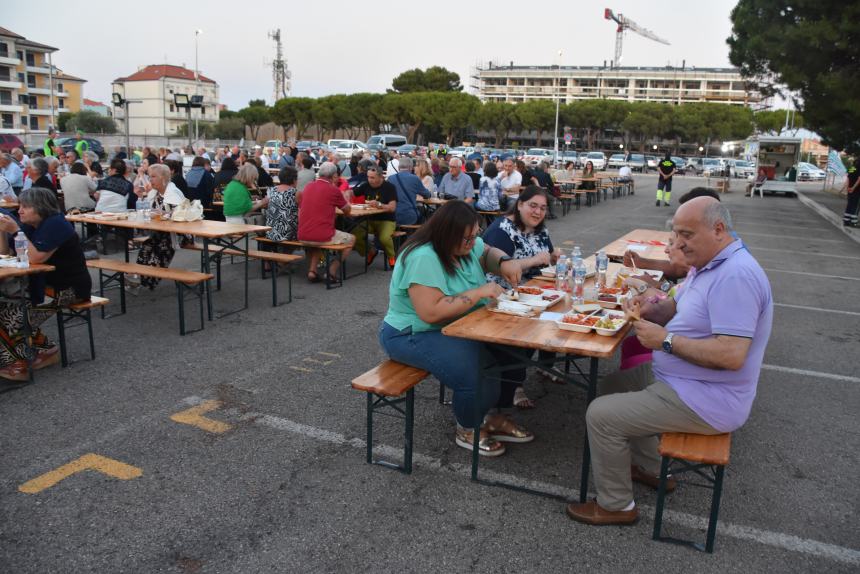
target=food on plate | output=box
[599,286,623,295]
[507,289,519,301]
[542,293,560,302]
[595,316,625,330]
[598,293,618,303]
[517,286,543,296]
[561,314,599,326]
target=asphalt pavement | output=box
[1,173,858,573]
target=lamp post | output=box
[194,29,203,143]
[553,49,563,168]
[174,93,203,147]
[112,92,142,157]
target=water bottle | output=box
[596,249,609,288]
[572,245,582,261]
[136,198,147,220]
[572,257,587,304]
[555,253,569,292]
[142,199,152,222]
[14,231,28,268]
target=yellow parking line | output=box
[19,453,142,494]
[170,400,233,434]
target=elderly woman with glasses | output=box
[135,163,187,290]
[0,187,91,380]
[482,186,560,408]
[379,200,535,458]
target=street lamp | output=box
[174,93,202,147]
[619,144,624,149]
[112,92,141,157]
[553,49,563,168]
[194,29,203,142]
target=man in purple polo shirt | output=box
[567,196,773,525]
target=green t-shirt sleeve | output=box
[395,246,450,292]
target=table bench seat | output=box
[254,237,349,290]
[56,295,109,367]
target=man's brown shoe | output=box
[631,465,676,492]
[565,500,638,525]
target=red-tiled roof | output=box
[83,98,107,107]
[114,64,216,85]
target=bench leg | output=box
[271,264,278,307]
[652,455,672,542]
[56,310,69,368]
[86,309,95,360]
[365,392,373,465]
[177,282,186,336]
[403,388,414,474]
[705,465,726,553]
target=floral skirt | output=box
[136,232,176,289]
[0,286,78,368]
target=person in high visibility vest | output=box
[74,130,89,159]
[656,152,676,207]
[43,128,57,157]
[844,164,860,227]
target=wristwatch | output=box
[659,280,672,293]
[662,332,675,354]
[498,255,513,265]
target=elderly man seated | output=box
[566,197,773,525]
[437,157,474,203]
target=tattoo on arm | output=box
[443,295,473,305]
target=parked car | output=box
[366,134,408,152]
[645,155,658,171]
[685,157,706,175]
[671,157,687,173]
[584,151,606,170]
[607,153,627,169]
[726,159,756,178]
[0,134,25,153]
[263,139,286,158]
[559,150,579,166]
[334,140,367,158]
[523,148,556,166]
[448,146,476,159]
[56,137,105,159]
[702,157,726,177]
[797,162,826,181]
[296,140,324,152]
[395,144,417,156]
[627,153,646,172]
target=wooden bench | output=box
[55,295,109,367]
[558,192,583,215]
[86,259,213,335]
[254,236,351,290]
[182,243,302,306]
[653,432,733,553]
[351,360,431,474]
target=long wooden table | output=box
[442,275,630,502]
[66,214,270,319]
[601,229,672,262]
[0,263,56,385]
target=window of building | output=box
[1,113,13,129]
[25,53,35,66]
[17,72,24,84]
[29,116,38,130]
[27,95,37,107]
[0,42,8,58]
[16,50,23,61]
[0,90,10,105]
[26,74,36,88]
[0,66,9,81]
[58,98,64,108]
[18,94,28,105]
[57,82,63,92]
[170,104,175,112]
[21,115,28,127]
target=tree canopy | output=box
[728,0,860,153]
[65,110,117,134]
[391,66,462,93]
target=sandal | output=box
[307,271,321,283]
[455,426,506,457]
[484,416,534,443]
[513,386,536,409]
[0,362,29,382]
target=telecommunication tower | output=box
[268,29,291,102]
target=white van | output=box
[366,134,408,151]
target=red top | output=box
[298,180,347,242]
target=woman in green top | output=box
[223,163,269,224]
[380,201,535,457]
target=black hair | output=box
[483,161,498,179]
[678,187,721,204]
[220,157,237,172]
[278,166,298,185]
[192,156,206,168]
[109,158,127,176]
[508,186,549,232]
[400,201,480,275]
[70,162,87,176]
[301,157,314,170]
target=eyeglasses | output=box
[525,202,547,212]
[462,233,479,244]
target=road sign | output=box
[564,133,573,144]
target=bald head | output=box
[672,196,734,268]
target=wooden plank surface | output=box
[351,360,429,397]
[86,259,213,283]
[659,432,732,466]
[0,263,55,279]
[601,229,672,262]
[66,214,270,238]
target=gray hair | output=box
[31,157,48,176]
[397,157,413,171]
[148,163,171,182]
[318,161,339,179]
[19,187,61,219]
[703,201,733,231]
[448,157,462,168]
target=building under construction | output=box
[470,62,762,108]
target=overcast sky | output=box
[6,0,741,110]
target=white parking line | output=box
[196,399,860,567]
[763,268,860,281]
[761,364,860,384]
[774,303,860,317]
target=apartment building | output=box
[0,27,85,134]
[471,63,761,107]
[111,64,219,137]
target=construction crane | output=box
[267,29,291,103]
[604,8,670,68]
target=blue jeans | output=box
[379,321,511,428]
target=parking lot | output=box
[0,174,858,573]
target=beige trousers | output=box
[585,362,720,510]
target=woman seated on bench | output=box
[136,164,187,290]
[379,201,535,457]
[222,163,269,225]
[0,187,91,381]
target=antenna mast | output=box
[268,29,291,102]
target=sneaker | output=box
[655,200,661,206]
[663,202,671,207]
[387,257,396,269]
[366,249,378,266]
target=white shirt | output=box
[498,170,522,191]
[258,155,270,169]
[619,166,632,179]
[0,175,14,200]
[386,158,400,179]
[146,181,186,208]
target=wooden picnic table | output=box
[442,272,630,502]
[601,229,672,262]
[66,214,270,318]
[0,263,56,384]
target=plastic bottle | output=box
[572,256,587,304]
[14,231,28,268]
[596,249,609,288]
[136,198,147,221]
[555,253,569,292]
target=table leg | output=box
[578,356,599,503]
[20,277,33,384]
[243,234,249,310]
[202,238,213,321]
